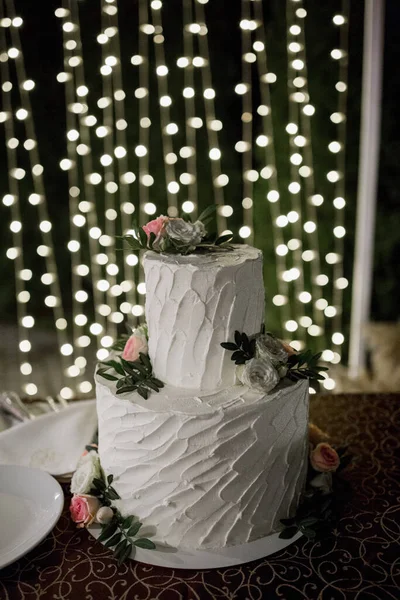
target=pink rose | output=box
[122,330,148,362]
[142,215,168,241]
[310,442,340,473]
[281,341,296,356]
[70,494,101,528]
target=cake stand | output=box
[88,526,302,569]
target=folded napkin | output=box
[0,400,97,476]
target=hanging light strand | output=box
[194,0,227,233]
[150,3,179,216]
[0,22,38,396]
[290,0,327,341]
[181,0,198,218]
[5,0,73,396]
[67,0,108,355]
[330,0,350,361]
[252,0,290,334]
[107,6,137,321]
[240,0,254,244]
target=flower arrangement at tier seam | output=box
[122,205,234,255]
[221,329,328,394]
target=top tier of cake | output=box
[143,244,265,391]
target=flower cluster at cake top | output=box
[96,325,163,399]
[70,445,155,564]
[122,205,234,255]
[279,423,352,541]
[221,329,328,394]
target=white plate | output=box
[0,464,64,569]
[89,525,302,569]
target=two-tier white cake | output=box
[96,245,309,550]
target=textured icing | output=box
[143,245,265,391]
[96,376,309,550]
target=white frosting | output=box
[96,376,309,550]
[143,245,264,391]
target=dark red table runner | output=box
[1,393,400,600]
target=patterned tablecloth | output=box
[1,393,400,600]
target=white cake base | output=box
[88,525,302,569]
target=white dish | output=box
[0,464,64,569]
[89,525,302,569]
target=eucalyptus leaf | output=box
[116,386,138,395]
[98,520,119,543]
[98,372,119,382]
[139,227,148,247]
[139,353,152,371]
[197,204,216,223]
[114,538,129,560]
[137,387,149,400]
[215,233,233,246]
[122,515,134,529]
[93,477,106,490]
[234,331,242,347]
[152,378,164,388]
[101,360,125,376]
[104,532,123,548]
[145,379,160,392]
[108,486,121,500]
[127,521,142,537]
[118,543,133,565]
[220,342,238,351]
[133,538,156,549]
[148,231,156,249]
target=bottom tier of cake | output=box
[95,377,309,550]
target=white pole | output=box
[348,0,385,378]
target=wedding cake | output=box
[95,236,310,550]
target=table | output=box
[1,393,400,600]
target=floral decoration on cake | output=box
[122,205,234,255]
[221,328,328,393]
[279,423,352,540]
[96,324,163,398]
[69,445,155,564]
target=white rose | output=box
[237,358,280,393]
[71,451,102,495]
[255,334,289,367]
[309,472,333,495]
[165,218,206,246]
[96,506,114,524]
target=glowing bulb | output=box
[288,182,300,194]
[273,295,287,306]
[203,88,215,99]
[114,146,127,158]
[177,57,189,68]
[256,135,269,147]
[16,108,28,120]
[304,221,316,233]
[215,174,229,187]
[294,135,306,147]
[299,292,312,303]
[303,104,315,116]
[135,145,147,157]
[267,190,279,203]
[96,126,110,138]
[285,320,298,332]
[235,83,248,95]
[189,117,203,128]
[334,226,346,238]
[209,148,221,160]
[333,15,346,26]
[239,226,251,239]
[156,65,168,76]
[286,123,298,134]
[333,197,346,209]
[332,332,344,345]
[165,123,178,135]
[168,181,180,194]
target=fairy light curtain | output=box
[0,0,350,398]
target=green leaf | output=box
[118,542,133,565]
[101,360,125,376]
[93,477,106,490]
[145,379,160,392]
[104,531,123,548]
[152,378,164,388]
[123,236,142,251]
[278,526,299,540]
[139,227,148,247]
[98,372,119,382]
[122,515,134,530]
[301,527,317,539]
[197,204,216,223]
[137,387,149,400]
[139,353,152,371]
[114,538,129,560]
[133,538,156,549]
[116,377,129,389]
[107,474,114,485]
[98,519,119,542]
[234,331,242,347]
[148,231,156,249]
[107,486,121,500]
[220,342,238,351]
[215,233,233,246]
[116,386,138,395]
[231,350,245,361]
[299,516,320,527]
[280,517,296,526]
[127,521,142,537]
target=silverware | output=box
[0,391,35,422]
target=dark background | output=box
[0,0,399,363]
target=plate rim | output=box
[0,464,64,570]
[88,524,302,570]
